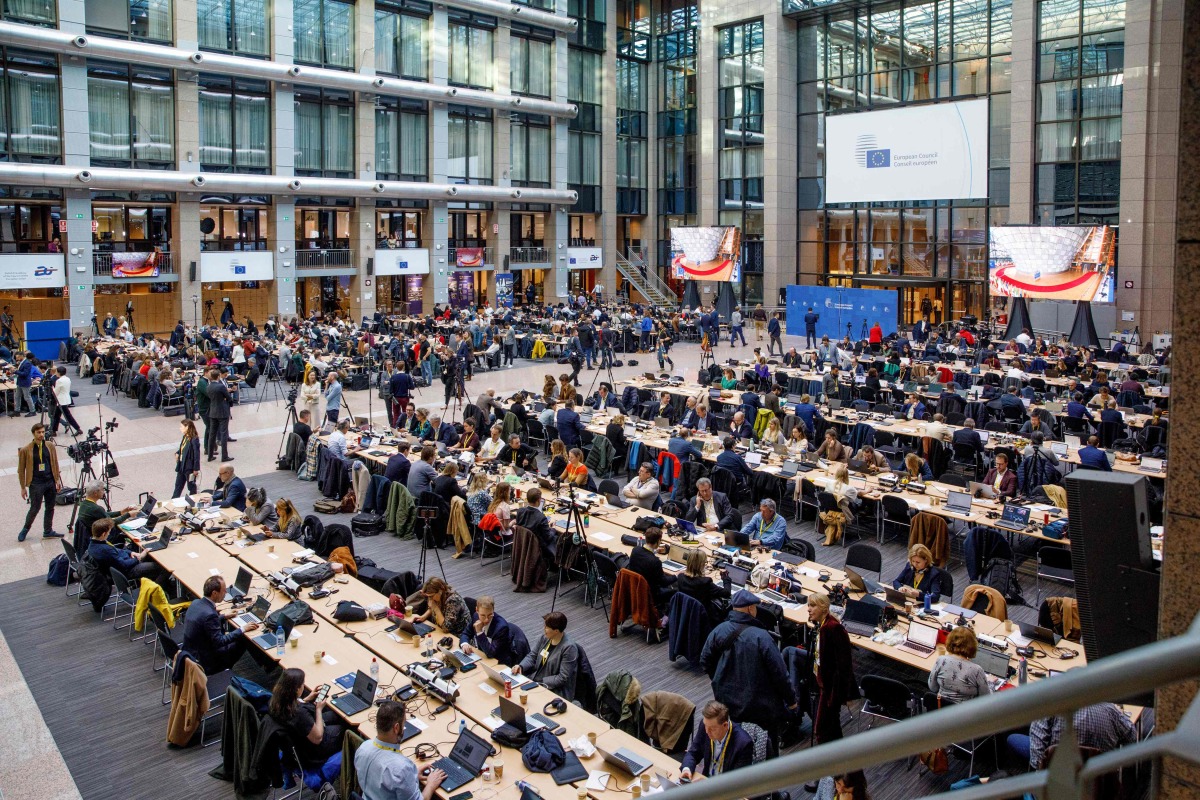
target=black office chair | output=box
[845,543,883,582]
[938,570,955,603]
[598,478,621,497]
[1036,545,1074,602]
[796,477,819,523]
[860,676,917,729]
[880,494,913,544]
[588,550,622,608]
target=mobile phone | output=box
[315,684,330,703]
[449,792,474,800]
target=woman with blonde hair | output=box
[274,498,303,540]
[300,369,321,422]
[487,483,514,532]
[761,417,785,446]
[466,472,492,524]
[892,543,947,601]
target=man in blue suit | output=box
[212,464,247,511]
[1077,435,1112,471]
[556,398,585,448]
[792,394,822,438]
[715,436,753,493]
[731,411,754,441]
[459,596,521,667]
[182,575,255,675]
[1066,391,1089,420]
[678,397,700,429]
[424,414,460,448]
[902,393,927,421]
[668,428,703,463]
[681,700,755,780]
[804,307,819,349]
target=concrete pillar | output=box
[429,7,450,308]
[64,191,95,333]
[1006,0,1036,224]
[175,0,198,49]
[488,20,512,305]
[59,0,91,330]
[1156,1,1200,797]
[177,201,203,327]
[550,26,570,303]
[175,77,203,318]
[761,13,796,308]
[352,5,378,321]
[598,0,618,299]
[271,0,296,318]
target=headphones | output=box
[543,698,568,716]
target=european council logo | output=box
[866,149,891,168]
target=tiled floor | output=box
[0,328,774,800]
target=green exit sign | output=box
[75,213,84,219]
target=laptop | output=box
[654,416,671,428]
[745,451,762,468]
[644,372,657,381]
[431,728,494,792]
[605,492,630,509]
[896,621,940,657]
[668,543,696,564]
[595,744,653,777]
[139,525,172,552]
[977,430,991,445]
[840,599,882,638]
[779,459,800,478]
[973,647,1012,688]
[138,495,157,518]
[844,565,884,595]
[225,567,254,601]
[331,670,378,716]
[393,618,435,637]
[994,504,1031,532]
[1019,621,1062,645]
[232,595,270,629]
[675,519,699,538]
[944,490,973,515]
[493,695,557,735]
[787,393,805,405]
[480,661,536,691]
[709,388,723,400]
[1051,442,1069,457]
[723,564,751,591]
[968,481,997,500]
[827,398,842,410]
[251,613,295,649]
[1043,401,1064,414]
[1139,456,1164,472]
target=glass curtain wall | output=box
[510,113,551,186]
[447,105,493,184]
[0,49,60,161]
[375,97,428,181]
[294,0,355,68]
[796,0,1013,324]
[568,46,603,212]
[294,87,354,176]
[655,0,698,268]
[719,20,765,305]
[616,56,647,216]
[4,0,56,24]
[448,12,496,89]
[375,0,429,79]
[511,27,553,98]
[87,62,175,167]
[197,0,268,55]
[198,75,270,172]
[1035,0,1124,225]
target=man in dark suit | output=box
[803,307,820,349]
[1065,391,1089,420]
[1077,435,1113,471]
[652,391,676,423]
[681,700,755,780]
[384,446,412,485]
[205,367,234,462]
[424,414,460,448]
[169,319,185,348]
[182,575,255,675]
[731,411,754,441]
[912,315,931,343]
[292,408,313,449]
[556,398,585,448]
[678,397,700,429]
[498,434,538,471]
[591,384,623,414]
[627,527,676,609]
[999,386,1026,413]
[715,436,753,491]
[951,418,985,456]
[212,464,247,511]
[513,487,555,557]
[685,478,737,532]
[459,596,520,667]
[668,428,703,463]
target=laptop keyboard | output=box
[843,621,877,638]
[432,757,473,788]
[530,712,558,729]
[898,641,935,657]
[332,693,370,716]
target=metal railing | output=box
[92,250,175,277]
[295,248,353,270]
[510,246,550,265]
[616,247,678,307]
[661,613,1200,800]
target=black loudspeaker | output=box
[366,257,373,276]
[189,261,197,282]
[1065,471,1159,665]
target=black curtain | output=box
[683,280,700,309]
[1068,301,1101,348]
[1003,297,1032,341]
[715,282,736,321]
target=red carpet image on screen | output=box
[990,265,1102,301]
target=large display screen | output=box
[825,98,989,203]
[988,225,1116,304]
[670,227,741,282]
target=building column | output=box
[1006,0,1036,224]
[1156,0,1199,795]
[761,13,797,307]
[550,27,570,303]
[176,202,203,327]
[175,72,203,322]
[598,0,618,298]
[347,0,377,320]
[429,7,450,308]
[60,0,92,331]
[64,191,95,333]
[271,0,297,318]
[695,16,718,229]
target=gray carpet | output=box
[0,464,1084,800]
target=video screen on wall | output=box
[670,227,742,281]
[824,98,989,204]
[988,225,1117,304]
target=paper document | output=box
[587,772,612,791]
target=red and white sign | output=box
[58,219,67,233]
[92,220,99,233]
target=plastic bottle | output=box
[923,592,932,614]
[1018,656,1028,685]
[275,623,285,657]
[516,781,542,798]
[584,513,590,527]
[370,657,379,681]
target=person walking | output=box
[173,418,202,498]
[205,367,234,462]
[752,304,767,341]
[730,306,747,347]
[768,312,784,356]
[49,365,82,438]
[18,422,63,541]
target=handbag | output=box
[918,697,950,774]
[333,600,367,622]
[264,599,314,629]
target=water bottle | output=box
[370,657,379,682]
[923,593,932,614]
[1018,656,1028,685]
[516,781,542,799]
[275,623,285,657]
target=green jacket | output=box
[584,434,614,479]
[385,480,416,539]
[195,376,210,416]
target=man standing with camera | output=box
[18,422,63,541]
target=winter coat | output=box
[699,610,796,729]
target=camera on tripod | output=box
[416,506,438,520]
[67,433,109,464]
[286,387,299,407]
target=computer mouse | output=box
[421,767,432,777]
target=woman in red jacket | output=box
[807,593,857,744]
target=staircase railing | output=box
[659,612,1200,800]
[616,249,678,306]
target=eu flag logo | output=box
[866,149,891,168]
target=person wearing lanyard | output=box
[355,700,446,800]
[512,611,582,701]
[18,422,63,542]
[680,701,754,780]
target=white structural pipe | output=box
[0,163,579,205]
[436,0,577,33]
[0,22,578,119]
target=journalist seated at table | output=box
[684,477,737,532]
[620,462,661,509]
[892,543,947,602]
[181,575,256,675]
[668,428,703,464]
[715,436,754,489]
[75,480,138,549]
[424,414,460,448]
[512,611,581,701]
[591,383,623,413]
[680,701,755,780]
[211,464,247,511]
[245,487,279,528]
[738,499,788,550]
[1076,435,1113,471]
[459,596,520,666]
[852,444,890,473]
[982,452,1019,499]
[269,667,346,772]
[355,700,446,800]
[731,411,754,441]
[498,434,538,471]
[87,518,167,585]
[627,526,676,610]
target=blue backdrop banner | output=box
[784,286,900,341]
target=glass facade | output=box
[616,57,647,215]
[294,86,354,175]
[511,27,553,98]
[198,0,269,55]
[568,45,602,212]
[198,76,270,172]
[447,105,493,184]
[510,113,551,186]
[294,0,355,68]
[0,48,59,161]
[375,0,430,79]
[448,12,496,90]
[375,97,427,181]
[86,0,172,42]
[796,0,1014,324]
[719,19,764,305]
[1035,0,1124,225]
[655,0,698,265]
[87,62,174,167]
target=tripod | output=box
[550,481,608,620]
[414,506,446,584]
[256,355,286,404]
[584,352,618,406]
[276,401,300,460]
[443,357,466,424]
[203,301,218,327]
